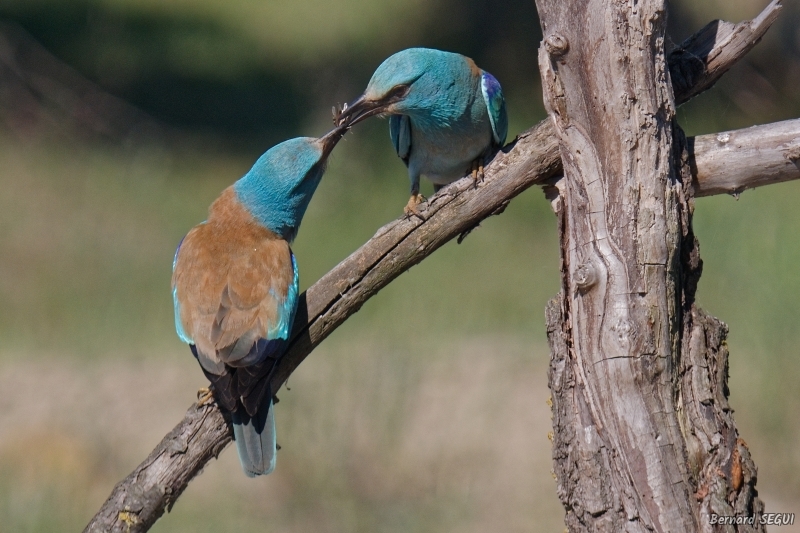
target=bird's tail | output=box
[231,393,277,477]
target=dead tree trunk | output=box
[537,0,764,531]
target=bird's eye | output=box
[390,84,410,99]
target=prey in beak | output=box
[318,121,350,157]
[333,84,411,128]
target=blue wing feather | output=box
[267,251,299,342]
[481,72,508,147]
[389,114,412,163]
[172,237,193,344]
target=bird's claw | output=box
[470,159,485,187]
[197,386,215,407]
[403,193,427,220]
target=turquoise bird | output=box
[337,47,508,216]
[171,126,347,477]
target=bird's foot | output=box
[470,159,485,187]
[403,193,427,220]
[197,386,215,407]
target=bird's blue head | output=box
[234,126,346,241]
[337,48,477,126]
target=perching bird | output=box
[336,47,507,216]
[171,126,347,477]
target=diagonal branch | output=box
[84,3,787,531]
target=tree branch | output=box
[693,118,800,197]
[84,3,788,531]
[669,0,782,106]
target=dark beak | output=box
[318,122,349,157]
[335,94,391,128]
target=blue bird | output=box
[171,126,347,477]
[337,47,507,216]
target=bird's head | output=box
[234,125,347,241]
[337,48,456,126]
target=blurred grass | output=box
[0,339,561,533]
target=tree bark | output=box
[537,0,767,531]
[668,0,782,106]
[692,118,800,197]
[85,3,787,529]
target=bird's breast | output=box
[408,113,493,184]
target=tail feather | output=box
[231,394,277,477]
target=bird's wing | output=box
[389,114,412,164]
[481,71,508,147]
[172,235,193,345]
[172,221,298,381]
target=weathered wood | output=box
[669,0,782,106]
[694,118,800,197]
[679,308,765,531]
[85,6,788,530]
[84,403,231,533]
[537,0,697,529]
[537,0,769,531]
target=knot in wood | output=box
[573,262,597,292]
[784,143,800,163]
[545,34,569,57]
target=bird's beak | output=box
[335,94,390,128]
[318,122,349,157]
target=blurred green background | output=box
[0,0,798,531]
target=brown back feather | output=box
[172,187,295,374]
